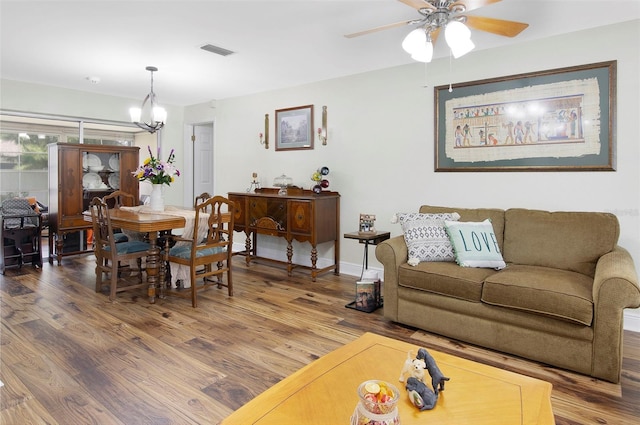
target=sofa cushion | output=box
[395,212,461,264]
[419,205,506,253]
[503,209,619,277]
[481,264,594,326]
[444,219,506,270]
[399,262,498,302]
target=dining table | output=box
[86,204,226,302]
[85,206,186,303]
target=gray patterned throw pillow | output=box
[395,212,461,265]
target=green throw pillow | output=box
[444,219,506,270]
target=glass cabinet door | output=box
[81,150,121,210]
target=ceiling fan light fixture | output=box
[450,37,475,58]
[402,28,426,54]
[445,20,475,58]
[347,0,528,64]
[445,20,470,44]
[411,40,433,63]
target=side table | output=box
[344,231,390,312]
[344,231,391,272]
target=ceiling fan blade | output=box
[430,27,441,44]
[398,0,436,12]
[460,0,503,13]
[344,20,412,38]
[465,15,529,37]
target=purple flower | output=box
[131,145,181,186]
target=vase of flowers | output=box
[133,146,180,212]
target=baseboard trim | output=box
[624,312,640,333]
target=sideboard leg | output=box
[334,238,340,275]
[310,246,318,282]
[244,234,252,266]
[287,241,293,276]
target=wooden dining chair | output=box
[103,190,139,243]
[166,196,235,307]
[103,190,137,208]
[89,197,151,301]
[194,192,212,207]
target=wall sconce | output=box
[317,105,327,145]
[260,113,269,149]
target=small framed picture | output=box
[275,104,314,151]
[359,213,376,234]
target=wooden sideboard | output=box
[228,188,340,281]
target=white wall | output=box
[185,20,640,330]
[2,20,639,329]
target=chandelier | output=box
[129,66,167,133]
[401,3,475,63]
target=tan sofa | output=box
[375,205,640,383]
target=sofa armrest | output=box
[591,246,640,382]
[375,235,407,321]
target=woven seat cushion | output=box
[169,244,226,259]
[104,240,150,254]
[481,264,594,326]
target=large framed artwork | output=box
[434,61,616,172]
[275,104,314,151]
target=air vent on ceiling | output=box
[200,44,235,56]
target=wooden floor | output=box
[1,250,639,425]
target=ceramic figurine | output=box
[416,347,450,395]
[406,377,438,411]
[398,350,426,383]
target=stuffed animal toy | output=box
[406,377,438,411]
[398,350,427,383]
[416,348,450,395]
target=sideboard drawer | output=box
[289,200,312,235]
[249,198,287,232]
[228,194,246,228]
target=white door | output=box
[192,123,214,201]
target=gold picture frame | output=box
[275,104,314,151]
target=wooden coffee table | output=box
[220,332,554,425]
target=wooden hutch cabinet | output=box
[228,187,340,281]
[48,143,139,264]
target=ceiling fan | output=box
[345,0,529,62]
